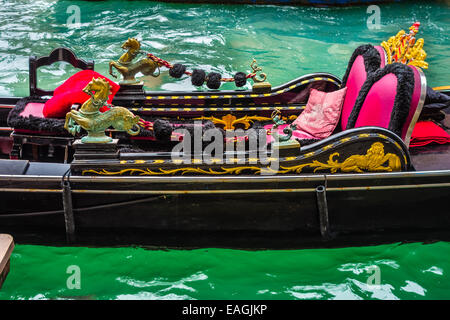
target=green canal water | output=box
[1,242,449,300]
[0,0,449,300]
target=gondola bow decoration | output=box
[381,22,428,69]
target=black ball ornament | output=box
[234,72,247,87]
[169,63,186,78]
[206,72,222,89]
[153,119,173,141]
[191,69,206,86]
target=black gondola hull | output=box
[1,168,450,248]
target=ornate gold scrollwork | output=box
[250,58,267,83]
[194,114,297,130]
[279,142,401,174]
[82,142,403,176]
[250,58,271,93]
[194,114,272,130]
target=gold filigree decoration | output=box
[194,114,298,130]
[250,58,267,83]
[280,142,401,174]
[381,22,428,69]
[285,115,298,122]
[82,143,402,176]
[83,166,265,176]
[194,114,273,130]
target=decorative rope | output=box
[145,51,254,89]
[138,118,153,130]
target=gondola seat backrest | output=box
[264,44,387,145]
[7,48,95,134]
[345,63,426,148]
[29,47,94,97]
[340,44,386,131]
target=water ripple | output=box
[0,0,448,97]
[0,242,449,300]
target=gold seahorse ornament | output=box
[109,38,161,84]
[64,77,141,143]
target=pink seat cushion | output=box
[19,102,45,118]
[264,87,347,144]
[340,55,368,131]
[353,64,424,146]
[354,73,398,129]
[292,87,347,139]
[43,70,120,118]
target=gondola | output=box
[0,24,449,249]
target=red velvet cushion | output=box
[410,121,450,147]
[43,70,120,118]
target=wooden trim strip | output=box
[1,182,450,194]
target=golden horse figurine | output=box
[64,78,141,143]
[109,38,161,85]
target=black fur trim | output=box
[137,127,155,138]
[341,44,382,88]
[7,97,69,134]
[169,63,186,79]
[191,69,206,86]
[346,63,415,137]
[206,72,222,90]
[153,119,173,141]
[234,72,247,87]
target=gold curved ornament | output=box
[250,58,271,93]
[194,114,273,130]
[82,166,265,176]
[250,58,267,83]
[279,142,401,174]
[82,143,402,176]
